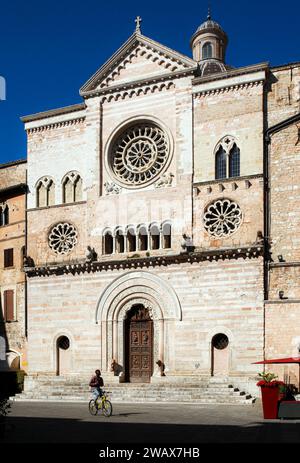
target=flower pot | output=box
[260,386,280,419]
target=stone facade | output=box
[15,16,300,396]
[265,114,300,384]
[0,160,27,371]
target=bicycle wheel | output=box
[88,399,98,415]
[102,399,113,417]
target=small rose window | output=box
[49,223,78,255]
[203,199,242,238]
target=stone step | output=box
[16,375,255,405]
[14,390,254,403]
[14,395,254,404]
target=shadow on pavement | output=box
[2,415,300,443]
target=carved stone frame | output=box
[95,270,182,378]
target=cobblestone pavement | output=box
[2,400,300,443]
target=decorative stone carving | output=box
[37,176,54,190]
[86,246,97,262]
[23,255,34,267]
[96,274,181,323]
[181,234,195,253]
[154,172,174,188]
[48,223,78,255]
[104,182,122,195]
[203,199,242,238]
[156,359,166,376]
[109,123,170,188]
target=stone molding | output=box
[26,117,85,134]
[193,80,264,98]
[100,81,175,104]
[80,32,197,97]
[95,270,182,324]
[24,245,264,278]
[21,103,86,124]
[98,45,190,90]
[95,270,182,373]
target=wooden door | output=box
[125,305,153,383]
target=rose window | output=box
[203,199,242,238]
[110,123,170,187]
[48,223,78,255]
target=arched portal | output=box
[125,304,153,383]
[211,333,229,376]
[95,271,182,378]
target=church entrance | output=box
[125,304,153,383]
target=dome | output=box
[196,19,225,34]
[190,11,229,64]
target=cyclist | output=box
[89,369,104,400]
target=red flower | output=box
[256,380,285,388]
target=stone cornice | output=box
[27,200,87,213]
[26,116,85,134]
[193,173,263,188]
[0,183,27,196]
[21,103,86,124]
[24,244,263,278]
[99,81,176,104]
[193,78,264,98]
[0,159,27,169]
[82,68,195,100]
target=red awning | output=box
[253,357,300,364]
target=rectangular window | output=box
[4,248,14,268]
[3,290,15,322]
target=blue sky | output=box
[0,0,299,164]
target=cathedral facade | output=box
[20,15,300,395]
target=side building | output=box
[0,159,27,371]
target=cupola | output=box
[190,9,229,76]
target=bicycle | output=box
[88,391,113,417]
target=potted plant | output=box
[257,372,285,419]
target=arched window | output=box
[62,172,82,204]
[229,144,240,178]
[36,177,55,207]
[215,146,227,179]
[202,42,213,59]
[0,204,9,226]
[103,230,113,255]
[138,225,148,251]
[115,229,125,253]
[150,224,160,250]
[126,227,136,253]
[215,137,241,180]
[162,222,171,249]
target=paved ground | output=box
[2,400,300,444]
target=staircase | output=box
[13,376,255,404]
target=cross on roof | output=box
[135,16,142,33]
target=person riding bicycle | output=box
[89,369,104,400]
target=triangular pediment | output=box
[80,32,197,96]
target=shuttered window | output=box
[3,290,14,322]
[4,248,14,268]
